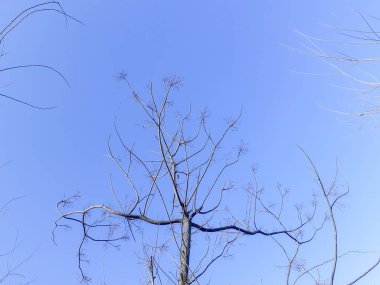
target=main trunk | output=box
[179,217,191,285]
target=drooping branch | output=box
[0,2,82,109]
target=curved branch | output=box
[191,222,304,244]
[58,204,183,227]
[0,93,55,110]
[0,65,70,87]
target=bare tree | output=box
[0,2,79,284]
[270,147,380,285]
[0,196,34,285]
[55,75,331,285]
[295,12,380,119]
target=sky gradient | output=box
[1,1,380,284]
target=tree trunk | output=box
[179,217,191,285]
[149,256,155,285]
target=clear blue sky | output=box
[1,1,380,284]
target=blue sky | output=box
[1,1,380,284]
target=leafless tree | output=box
[0,3,79,284]
[0,196,35,285]
[295,12,380,118]
[0,1,81,109]
[55,75,332,285]
[271,147,380,285]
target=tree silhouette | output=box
[56,75,329,285]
